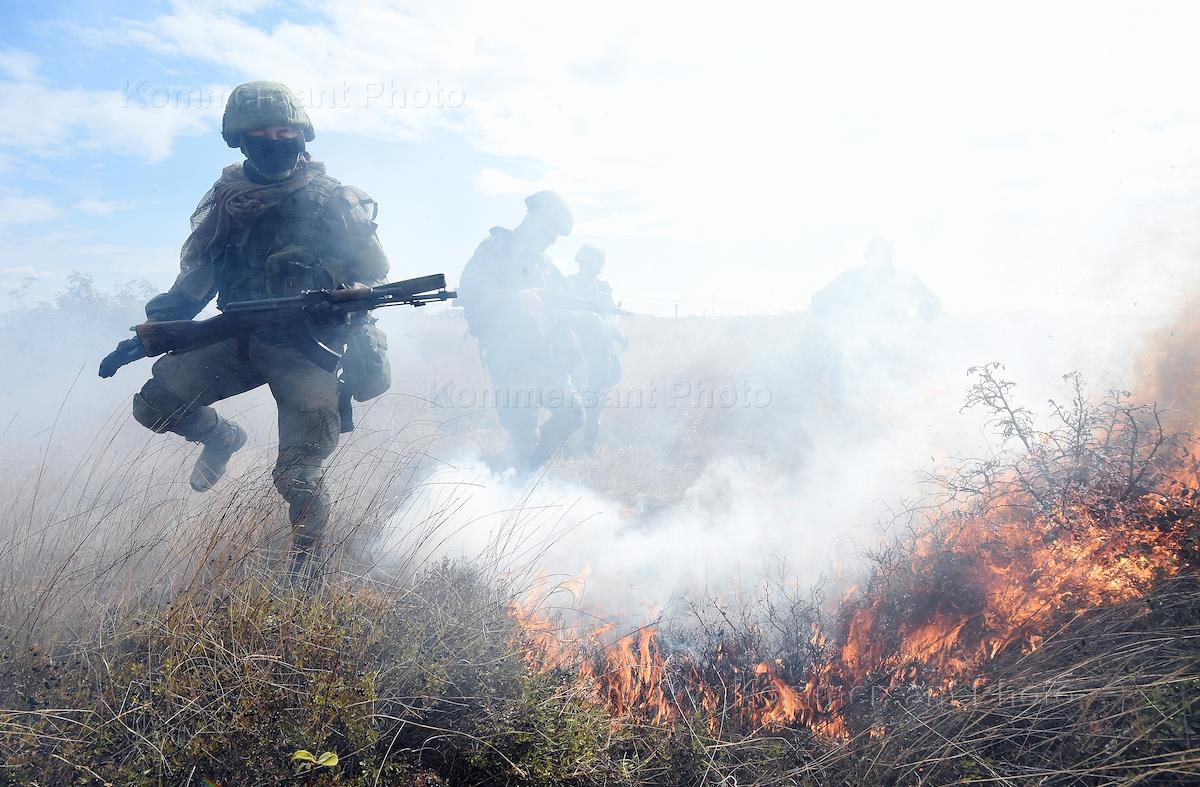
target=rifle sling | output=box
[291,333,344,373]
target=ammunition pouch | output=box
[264,243,319,297]
[334,185,379,239]
[339,316,391,401]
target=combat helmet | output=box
[221,81,315,148]
[865,236,894,268]
[524,190,574,236]
[575,243,605,270]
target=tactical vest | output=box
[216,174,344,308]
[460,228,559,341]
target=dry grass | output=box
[0,287,1197,784]
[805,578,1200,785]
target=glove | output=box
[99,336,147,378]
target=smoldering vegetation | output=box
[0,275,1196,785]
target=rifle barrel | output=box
[222,295,308,312]
[376,273,447,296]
[223,274,450,313]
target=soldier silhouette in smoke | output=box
[810,236,942,324]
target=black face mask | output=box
[243,136,303,175]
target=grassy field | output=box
[1,283,1196,784]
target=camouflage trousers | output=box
[483,343,583,471]
[577,349,621,449]
[131,335,340,555]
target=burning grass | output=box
[2,364,1199,785]
[504,364,1200,782]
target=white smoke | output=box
[376,296,1166,619]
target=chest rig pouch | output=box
[266,175,345,296]
[217,176,393,423]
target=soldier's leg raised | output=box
[258,342,340,579]
[131,340,261,491]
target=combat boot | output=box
[287,532,324,589]
[189,418,248,492]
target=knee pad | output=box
[131,392,170,433]
[132,380,213,436]
[272,463,327,508]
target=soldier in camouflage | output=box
[129,81,390,578]
[564,244,626,452]
[458,191,584,473]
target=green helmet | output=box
[221,81,315,148]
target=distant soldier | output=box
[118,82,391,578]
[810,237,942,323]
[564,244,627,451]
[458,192,583,473]
[809,236,942,405]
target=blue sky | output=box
[3,1,1200,316]
[0,1,525,308]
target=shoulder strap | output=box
[296,173,343,209]
[339,185,378,220]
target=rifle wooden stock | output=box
[135,313,249,357]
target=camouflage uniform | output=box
[564,245,624,450]
[459,197,583,472]
[131,82,388,572]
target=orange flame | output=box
[510,445,1198,738]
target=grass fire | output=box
[502,363,1200,781]
[5,7,1200,782]
[2,285,1196,785]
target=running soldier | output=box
[117,81,391,578]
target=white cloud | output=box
[190,0,281,12]
[0,52,213,161]
[73,199,137,217]
[7,1,1200,314]
[474,167,547,196]
[73,241,177,276]
[0,195,61,227]
[0,49,39,82]
[74,0,1200,313]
